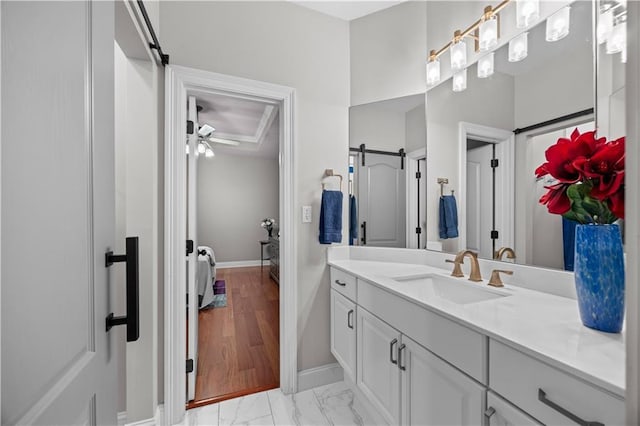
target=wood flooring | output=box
[188,266,280,408]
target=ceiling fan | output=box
[198,123,241,147]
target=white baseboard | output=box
[155,404,164,426]
[124,416,155,426]
[216,260,262,268]
[297,363,343,392]
[117,411,127,426]
[122,404,163,426]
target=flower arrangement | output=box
[536,128,625,224]
[261,218,276,237]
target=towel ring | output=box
[322,169,343,191]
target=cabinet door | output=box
[331,290,356,381]
[357,307,402,424]
[401,336,484,426]
[486,392,542,426]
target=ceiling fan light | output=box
[197,142,206,154]
[546,6,571,42]
[606,21,626,55]
[597,8,614,45]
[198,124,216,137]
[205,148,215,158]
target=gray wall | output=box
[160,1,350,371]
[197,153,279,263]
[349,104,406,151]
[350,1,427,105]
[406,103,426,153]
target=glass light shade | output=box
[205,148,215,158]
[509,32,529,62]
[477,53,494,78]
[450,40,467,72]
[197,142,206,154]
[606,21,626,55]
[546,6,571,42]
[478,17,498,51]
[426,59,441,85]
[186,145,190,155]
[452,69,467,92]
[597,8,614,45]
[516,0,539,28]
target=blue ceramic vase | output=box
[574,224,625,333]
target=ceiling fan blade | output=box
[208,137,241,146]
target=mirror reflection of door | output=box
[466,140,495,259]
[358,153,406,247]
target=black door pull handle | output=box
[105,237,140,342]
[538,389,604,426]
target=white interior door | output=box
[358,153,406,247]
[186,96,199,402]
[466,144,494,258]
[2,2,118,424]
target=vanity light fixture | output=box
[508,32,528,62]
[597,7,614,44]
[478,6,499,51]
[452,69,467,92]
[516,0,539,28]
[477,52,494,78]
[450,31,468,72]
[426,50,441,85]
[546,6,571,42]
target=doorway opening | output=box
[184,92,281,408]
[164,66,297,425]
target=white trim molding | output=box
[457,122,515,255]
[215,260,262,269]
[297,363,344,392]
[163,65,297,426]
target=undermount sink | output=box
[391,273,509,305]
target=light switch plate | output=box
[302,206,312,223]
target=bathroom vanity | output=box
[328,246,625,425]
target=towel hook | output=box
[322,169,343,191]
[437,177,449,197]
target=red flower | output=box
[535,129,606,183]
[574,137,625,200]
[608,187,625,220]
[539,183,571,215]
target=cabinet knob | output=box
[484,407,496,420]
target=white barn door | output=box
[2,2,119,424]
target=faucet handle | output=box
[488,269,513,288]
[446,258,465,278]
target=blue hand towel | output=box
[349,195,358,245]
[319,190,343,244]
[439,195,459,239]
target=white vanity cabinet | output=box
[401,335,484,426]
[330,289,356,381]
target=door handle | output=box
[398,343,407,370]
[538,389,603,426]
[361,221,367,245]
[389,338,398,365]
[105,237,140,342]
[347,309,354,329]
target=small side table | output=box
[259,240,270,268]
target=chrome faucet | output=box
[446,250,482,282]
[494,247,516,261]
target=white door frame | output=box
[164,65,297,426]
[406,148,426,249]
[458,122,514,255]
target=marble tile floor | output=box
[184,381,379,426]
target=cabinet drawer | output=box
[330,267,356,301]
[486,391,542,425]
[358,278,486,383]
[489,339,624,426]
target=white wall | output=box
[159,1,350,371]
[197,153,279,263]
[350,1,427,105]
[349,105,406,151]
[426,70,515,252]
[114,3,162,418]
[406,103,426,154]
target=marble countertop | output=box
[328,259,625,399]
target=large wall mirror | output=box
[348,0,626,272]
